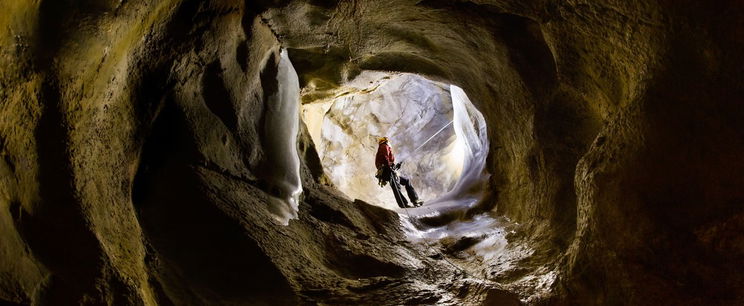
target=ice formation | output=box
[262,49,303,225]
[431,85,490,203]
[304,72,463,209]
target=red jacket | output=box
[375,143,395,169]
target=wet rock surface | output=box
[1,0,743,305]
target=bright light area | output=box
[302,72,488,211]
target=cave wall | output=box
[266,0,579,236]
[0,0,743,304]
[0,0,304,304]
[0,1,485,304]
[268,0,744,303]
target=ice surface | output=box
[302,73,490,213]
[430,85,489,204]
[263,49,303,225]
[306,72,462,209]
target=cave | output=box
[1,1,744,305]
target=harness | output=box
[375,163,401,187]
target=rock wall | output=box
[304,72,463,208]
[0,0,743,304]
[267,0,744,303]
[0,1,473,304]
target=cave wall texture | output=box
[1,0,743,305]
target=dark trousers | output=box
[385,168,420,208]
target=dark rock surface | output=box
[1,0,743,305]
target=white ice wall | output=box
[262,49,303,225]
[309,72,462,209]
[439,85,489,201]
[301,74,488,212]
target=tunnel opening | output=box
[295,69,535,288]
[283,42,558,301]
[300,71,489,213]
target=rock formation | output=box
[1,0,743,305]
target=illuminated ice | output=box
[304,72,463,209]
[262,49,303,225]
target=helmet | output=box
[377,137,389,144]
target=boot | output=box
[400,177,422,207]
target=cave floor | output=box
[397,204,560,304]
[139,164,557,305]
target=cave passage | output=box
[301,72,489,213]
[298,71,522,284]
[6,0,742,304]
